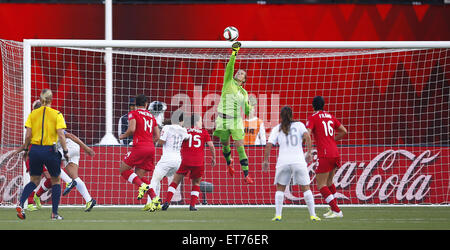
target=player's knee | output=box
[300,185,310,192]
[239,159,248,166]
[51,176,61,185]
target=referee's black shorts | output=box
[28,145,62,177]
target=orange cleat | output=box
[244,175,254,184]
[227,159,235,176]
[16,206,25,220]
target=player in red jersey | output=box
[119,94,160,201]
[161,114,216,211]
[306,96,347,218]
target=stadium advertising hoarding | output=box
[1,146,447,205]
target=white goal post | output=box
[0,39,448,207]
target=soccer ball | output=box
[223,26,239,41]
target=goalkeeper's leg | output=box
[213,129,235,176]
[232,129,253,184]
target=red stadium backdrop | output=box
[0,3,449,206]
[0,3,449,137]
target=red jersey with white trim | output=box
[128,108,158,146]
[181,128,212,166]
[306,110,341,158]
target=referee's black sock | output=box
[51,184,61,215]
[19,182,37,207]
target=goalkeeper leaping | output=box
[213,41,253,184]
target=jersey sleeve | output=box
[223,54,236,89]
[267,125,279,145]
[160,126,169,141]
[25,113,33,128]
[203,129,212,142]
[332,115,342,129]
[56,112,67,130]
[183,129,190,140]
[152,115,158,129]
[306,116,314,131]
[298,122,308,136]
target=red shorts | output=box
[123,145,155,171]
[316,157,341,174]
[176,163,204,179]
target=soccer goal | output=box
[0,39,449,207]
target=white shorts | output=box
[273,162,310,186]
[154,156,182,179]
[58,140,80,167]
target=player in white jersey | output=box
[144,111,189,211]
[263,106,320,221]
[56,131,96,211]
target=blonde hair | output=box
[40,89,53,106]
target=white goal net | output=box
[1,39,449,207]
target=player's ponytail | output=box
[280,106,294,135]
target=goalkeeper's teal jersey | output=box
[216,54,251,131]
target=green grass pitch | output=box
[1,206,449,230]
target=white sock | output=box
[275,191,284,217]
[74,177,92,203]
[60,169,72,183]
[303,190,316,217]
[150,169,164,194]
[39,177,48,191]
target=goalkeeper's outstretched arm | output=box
[223,42,241,87]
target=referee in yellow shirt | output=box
[15,89,69,220]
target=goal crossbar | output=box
[23,39,450,49]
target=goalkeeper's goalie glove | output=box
[231,41,241,55]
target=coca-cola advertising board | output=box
[1,146,447,205]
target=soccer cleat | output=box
[137,183,150,200]
[85,199,96,212]
[323,208,333,217]
[63,180,77,196]
[227,159,235,176]
[272,215,282,221]
[142,202,154,211]
[16,206,26,220]
[152,196,162,211]
[324,211,343,219]
[33,193,42,210]
[189,205,198,211]
[26,204,38,211]
[244,175,254,184]
[147,196,161,212]
[310,215,321,221]
[51,213,64,220]
[161,201,170,211]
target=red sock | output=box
[148,188,157,199]
[36,178,52,197]
[320,186,340,213]
[120,169,143,187]
[190,185,201,207]
[27,191,35,204]
[165,182,178,203]
[328,183,336,195]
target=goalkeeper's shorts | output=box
[213,128,245,142]
[213,115,245,142]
